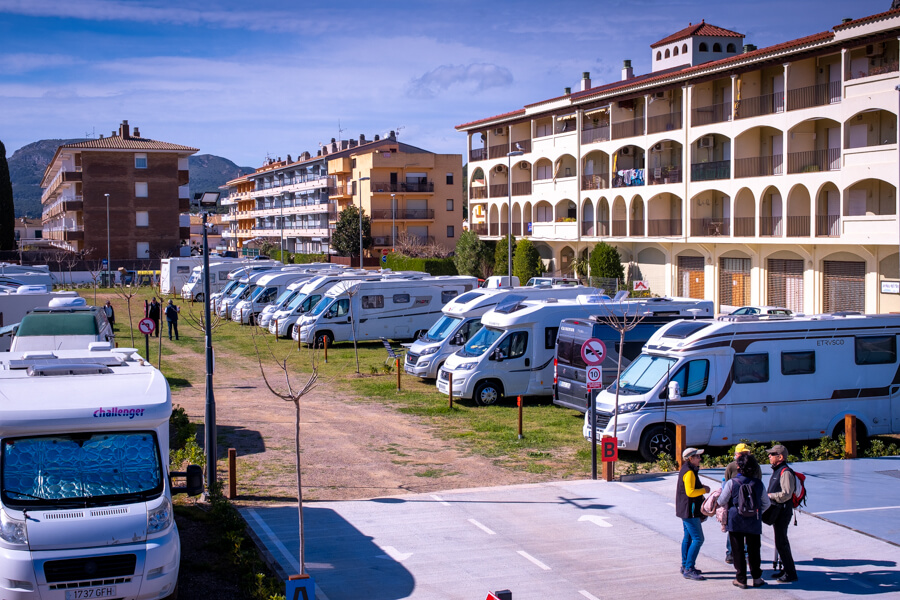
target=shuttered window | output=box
[824,260,865,313]
[677,256,705,298]
[719,257,751,307]
[768,259,804,313]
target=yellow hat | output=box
[735,443,750,454]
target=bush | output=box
[493,235,516,278]
[384,253,458,275]
[453,230,492,278]
[589,242,624,282]
[513,238,542,284]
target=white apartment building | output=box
[457,9,900,314]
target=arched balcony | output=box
[511,160,532,197]
[690,190,729,236]
[734,188,755,237]
[469,131,487,162]
[844,109,897,149]
[582,150,610,190]
[629,196,645,237]
[597,197,610,237]
[613,146,646,188]
[523,201,533,235]
[648,193,683,236]
[842,179,896,239]
[554,155,577,180]
[488,204,500,237]
[734,126,783,178]
[788,119,841,174]
[647,139,683,185]
[582,198,595,236]
[488,164,509,198]
[469,167,487,201]
[533,158,553,182]
[786,184,811,237]
[690,134,731,181]
[582,108,611,144]
[759,186,784,237]
[815,182,840,237]
[612,196,627,236]
[512,203,523,236]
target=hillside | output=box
[7,140,253,217]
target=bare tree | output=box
[83,249,103,304]
[112,283,139,347]
[592,302,647,436]
[62,252,79,289]
[180,298,224,335]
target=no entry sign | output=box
[581,338,607,366]
[138,318,156,335]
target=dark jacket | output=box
[725,459,761,481]
[165,304,179,322]
[727,474,764,535]
[768,462,795,513]
[675,461,705,519]
[148,301,161,320]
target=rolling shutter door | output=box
[824,260,865,313]
[767,259,804,313]
[719,257,751,307]
[678,256,705,299]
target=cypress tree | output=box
[0,140,15,251]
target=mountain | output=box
[7,139,253,218]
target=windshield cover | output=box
[609,354,677,396]
[311,298,334,316]
[460,326,503,357]
[2,432,163,507]
[425,315,462,342]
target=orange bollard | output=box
[448,372,453,409]
[227,448,237,499]
[396,358,401,391]
[517,396,523,439]
[675,424,687,468]
[845,414,857,458]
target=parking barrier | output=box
[675,424,687,468]
[845,414,857,458]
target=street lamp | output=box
[391,193,396,253]
[198,191,220,494]
[280,194,285,261]
[104,193,111,285]
[357,176,370,269]
[506,150,524,284]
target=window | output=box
[670,359,710,396]
[673,46,679,56]
[393,293,410,303]
[855,335,896,365]
[734,353,769,383]
[361,295,384,309]
[176,266,190,274]
[447,225,455,238]
[446,199,454,211]
[496,331,528,359]
[782,351,815,375]
[330,299,350,317]
[713,43,722,52]
[351,158,357,168]
[446,173,454,184]
[544,326,559,350]
[135,153,147,169]
[462,319,484,340]
[441,290,458,303]
[699,42,708,52]
[656,51,662,61]
[136,241,150,258]
[726,43,736,52]
[665,49,670,58]
[218,271,229,281]
[135,182,148,197]
[682,43,688,54]
[135,211,149,227]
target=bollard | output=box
[396,358,401,391]
[274,319,278,340]
[240,308,244,325]
[517,396,523,439]
[324,336,328,363]
[227,448,237,499]
[844,414,857,458]
[601,447,615,482]
[675,424,687,468]
[448,372,453,408]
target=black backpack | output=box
[737,480,758,518]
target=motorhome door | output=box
[665,358,719,445]
[493,331,530,397]
[324,299,352,339]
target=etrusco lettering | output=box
[93,407,145,419]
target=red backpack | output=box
[788,467,807,509]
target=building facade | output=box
[457,9,900,314]
[40,120,197,259]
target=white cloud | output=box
[0,53,80,75]
[407,63,514,99]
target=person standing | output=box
[718,454,770,588]
[148,297,161,337]
[676,447,709,581]
[103,300,115,327]
[767,444,798,582]
[724,443,760,563]
[165,300,180,341]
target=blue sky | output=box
[0,0,890,167]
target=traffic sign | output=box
[601,437,619,462]
[586,365,603,390]
[138,318,156,335]
[581,338,607,366]
[633,280,649,291]
[381,255,388,264]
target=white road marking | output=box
[578,515,612,528]
[814,505,900,515]
[616,482,640,492]
[579,591,601,600]
[468,518,496,535]
[517,550,551,571]
[378,546,413,562]
[430,494,450,506]
[666,502,676,508]
[246,508,300,573]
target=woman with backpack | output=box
[717,454,771,589]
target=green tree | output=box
[493,235,517,279]
[453,230,491,278]
[0,141,14,251]
[513,238,542,284]
[589,242,625,281]
[331,205,372,257]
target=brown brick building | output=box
[40,120,198,260]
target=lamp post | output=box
[198,191,220,494]
[506,150,524,283]
[280,194,285,261]
[104,193,111,285]
[391,193,396,253]
[357,176,370,269]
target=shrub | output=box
[384,253,458,275]
[513,238,543,284]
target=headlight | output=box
[0,510,27,545]
[419,346,439,356]
[617,401,645,414]
[148,496,173,534]
[455,362,478,371]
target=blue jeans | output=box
[681,517,705,571]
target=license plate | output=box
[559,381,571,389]
[66,587,116,599]
[404,365,414,374]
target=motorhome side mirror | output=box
[170,464,204,497]
[490,349,504,362]
[668,381,681,402]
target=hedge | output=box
[384,253,458,276]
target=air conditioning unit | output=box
[698,136,714,148]
[652,91,667,100]
[519,162,530,170]
[866,42,885,57]
[374,237,387,246]
[495,128,506,136]
[621,146,631,155]
[495,165,505,173]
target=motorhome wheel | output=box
[314,331,333,349]
[639,425,675,462]
[832,420,868,446]
[194,293,204,303]
[474,380,502,406]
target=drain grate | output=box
[875,470,900,479]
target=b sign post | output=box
[581,338,606,480]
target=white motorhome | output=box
[0,348,202,599]
[0,264,54,291]
[437,295,639,405]
[160,257,204,296]
[259,269,365,330]
[231,271,327,325]
[216,270,280,318]
[295,276,477,346]
[0,287,80,351]
[182,260,281,303]
[583,313,900,461]
[405,285,595,380]
[10,297,115,352]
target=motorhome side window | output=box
[441,290,458,303]
[362,295,384,309]
[855,335,897,365]
[393,293,411,304]
[733,353,769,383]
[415,296,431,306]
[670,359,709,396]
[496,331,528,359]
[545,327,559,350]
[782,351,815,375]
[331,299,350,317]
[176,266,190,274]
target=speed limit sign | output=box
[586,365,603,390]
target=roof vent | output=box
[27,364,112,377]
[743,44,757,53]
[842,17,852,23]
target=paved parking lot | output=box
[242,456,900,600]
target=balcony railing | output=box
[787,81,841,110]
[691,160,730,181]
[470,187,487,200]
[489,184,509,198]
[759,216,783,237]
[582,221,609,237]
[612,169,646,188]
[581,174,609,190]
[581,125,610,144]
[734,217,755,237]
[849,60,899,80]
[787,148,841,174]
[735,155,783,178]
[648,166,682,185]
[512,181,532,196]
[472,223,488,235]
[816,214,840,237]
[691,218,729,236]
[787,215,810,237]
[735,92,784,119]
[647,112,682,134]
[556,119,577,134]
[488,223,511,236]
[648,219,681,236]
[630,219,645,236]
[691,102,731,126]
[489,144,508,159]
[470,148,486,162]
[611,117,645,140]
[612,219,627,236]
[511,139,531,153]
[371,209,435,220]
[511,223,522,236]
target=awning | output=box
[557,114,577,121]
[583,107,609,117]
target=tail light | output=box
[553,358,558,385]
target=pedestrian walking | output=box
[165,300,180,341]
[723,443,760,563]
[718,454,770,589]
[767,444,799,582]
[676,447,709,581]
[103,300,115,327]
[148,297,161,337]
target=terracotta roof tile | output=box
[61,135,198,152]
[651,21,744,48]
[455,108,526,131]
[834,8,900,29]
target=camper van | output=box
[0,264,54,291]
[0,347,202,599]
[216,270,281,319]
[10,297,114,352]
[231,271,326,325]
[0,287,81,351]
[583,313,900,461]
[295,276,477,346]
[554,297,714,412]
[405,285,594,380]
[258,269,364,330]
[182,260,282,303]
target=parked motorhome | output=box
[295,276,477,346]
[481,276,519,288]
[259,269,366,331]
[0,287,80,351]
[9,297,114,351]
[231,271,327,325]
[554,298,714,412]
[405,285,594,380]
[160,257,203,295]
[0,347,202,599]
[216,270,280,318]
[583,313,900,461]
[0,263,54,291]
[181,260,282,302]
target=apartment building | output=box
[457,9,900,314]
[222,132,463,256]
[40,120,197,259]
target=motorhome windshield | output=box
[425,315,462,342]
[249,286,267,301]
[2,431,163,508]
[219,281,239,296]
[187,272,201,284]
[16,313,99,336]
[460,326,503,357]
[311,298,334,316]
[239,285,256,300]
[274,289,296,307]
[607,354,677,396]
[229,283,247,298]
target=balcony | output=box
[735,155,782,178]
[488,223,508,236]
[612,169,646,188]
[691,161,730,181]
[611,117,644,140]
[581,174,609,190]
[759,216,783,237]
[470,187,488,200]
[472,223,488,235]
[848,60,899,80]
[787,81,841,111]
[489,184,509,198]
[582,125,610,145]
[511,223,522,236]
[612,219,627,236]
[371,181,434,193]
[786,216,810,237]
[647,112,682,135]
[691,103,731,126]
[787,148,840,174]
[629,219,644,236]
[648,166,682,185]
[735,93,784,119]
[489,144,508,159]
[582,222,609,236]
[470,148,486,162]
[511,140,531,153]
[512,181,532,196]
[647,219,682,236]
[530,221,578,240]
[816,214,840,237]
[371,209,435,220]
[734,217,755,237]
[691,218,729,236]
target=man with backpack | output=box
[718,454,770,588]
[767,444,798,582]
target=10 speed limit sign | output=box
[586,365,603,389]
